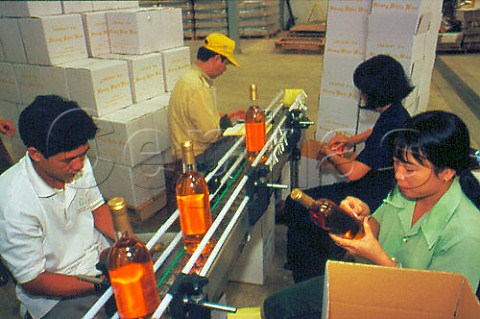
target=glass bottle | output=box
[107,197,160,319]
[290,189,365,239]
[176,141,213,255]
[245,84,266,163]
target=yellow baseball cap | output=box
[203,33,239,67]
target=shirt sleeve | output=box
[0,197,47,284]
[428,235,480,291]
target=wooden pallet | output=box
[128,191,167,225]
[274,24,326,52]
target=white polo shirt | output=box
[0,154,110,318]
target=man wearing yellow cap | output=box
[167,33,240,160]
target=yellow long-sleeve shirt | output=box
[167,65,222,159]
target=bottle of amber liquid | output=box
[176,141,213,255]
[245,84,266,163]
[107,197,160,319]
[290,189,365,239]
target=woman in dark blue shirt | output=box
[284,55,412,283]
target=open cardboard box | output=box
[322,261,480,319]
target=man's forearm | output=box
[21,272,96,298]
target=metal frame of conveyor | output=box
[81,89,310,319]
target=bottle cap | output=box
[290,188,302,200]
[250,84,257,101]
[108,197,126,211]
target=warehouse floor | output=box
[1,38,479,318]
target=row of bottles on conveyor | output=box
[101,86,365,318]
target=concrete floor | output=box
[1,38,479,318]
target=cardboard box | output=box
[18,14,88,65]
[161,46,191,92]
[298,139,324,189]
[371,0,424,16]
[91,1,119,11]
[1,136,26,163]
[147,94,171,152]
[0,18,28,63]
[106,8,162,55]
[322,261,480,319]
[92,154,167,209]
[0,62,21,103]
[0,41,5,61]
[81,11,111,57]
[320,55,363,103]
[100,52,165,103]
[61,1,93,14]
[0,1,63,18]
[325,1,370,56]
[13,63,69,105]
[315,95,359,142]
[93,101,162,167]
[107,7,183,55]
[62,58,132,117]
[230,196,275,285]
[117,1,140,10]
[156,7,184,50]
[366,12,429,63]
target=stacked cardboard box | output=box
[0,1,191,217]
[456,7,480,51]
[148,0,195,39]
[309,0,443,188]
[238,0,280,38]
[194,0,228,38]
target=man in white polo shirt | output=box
[0,95,115,319]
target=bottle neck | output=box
[290,189,315,209]
[112,210,134,241]
[250,84,257,101]
[181,142,196,173]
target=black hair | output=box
[197,46,226,63]
[19,95,98,158]
[392,110,480,209]
[353,55,414,110]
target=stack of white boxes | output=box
[303,0,443,188]
[0,1,192,217]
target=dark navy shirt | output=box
[355,102,410,170]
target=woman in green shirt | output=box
[263,111,480,319]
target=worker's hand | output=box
[220,114,233,130]
[0,119,15,137]
[93,274,110,294]
[330,217,380,259]
[328,134,353,150]
[227,109,246,123]
[339,196,370,220]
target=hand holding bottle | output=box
[329,217,395,267]
[339,196,371,220]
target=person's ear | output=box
[439,168,456,182]
[27,147,44,163]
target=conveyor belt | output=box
[82,89,309,319]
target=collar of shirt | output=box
[193,64,213,86]
[382,178,462,249]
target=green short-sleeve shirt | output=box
[373,178,480,290]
